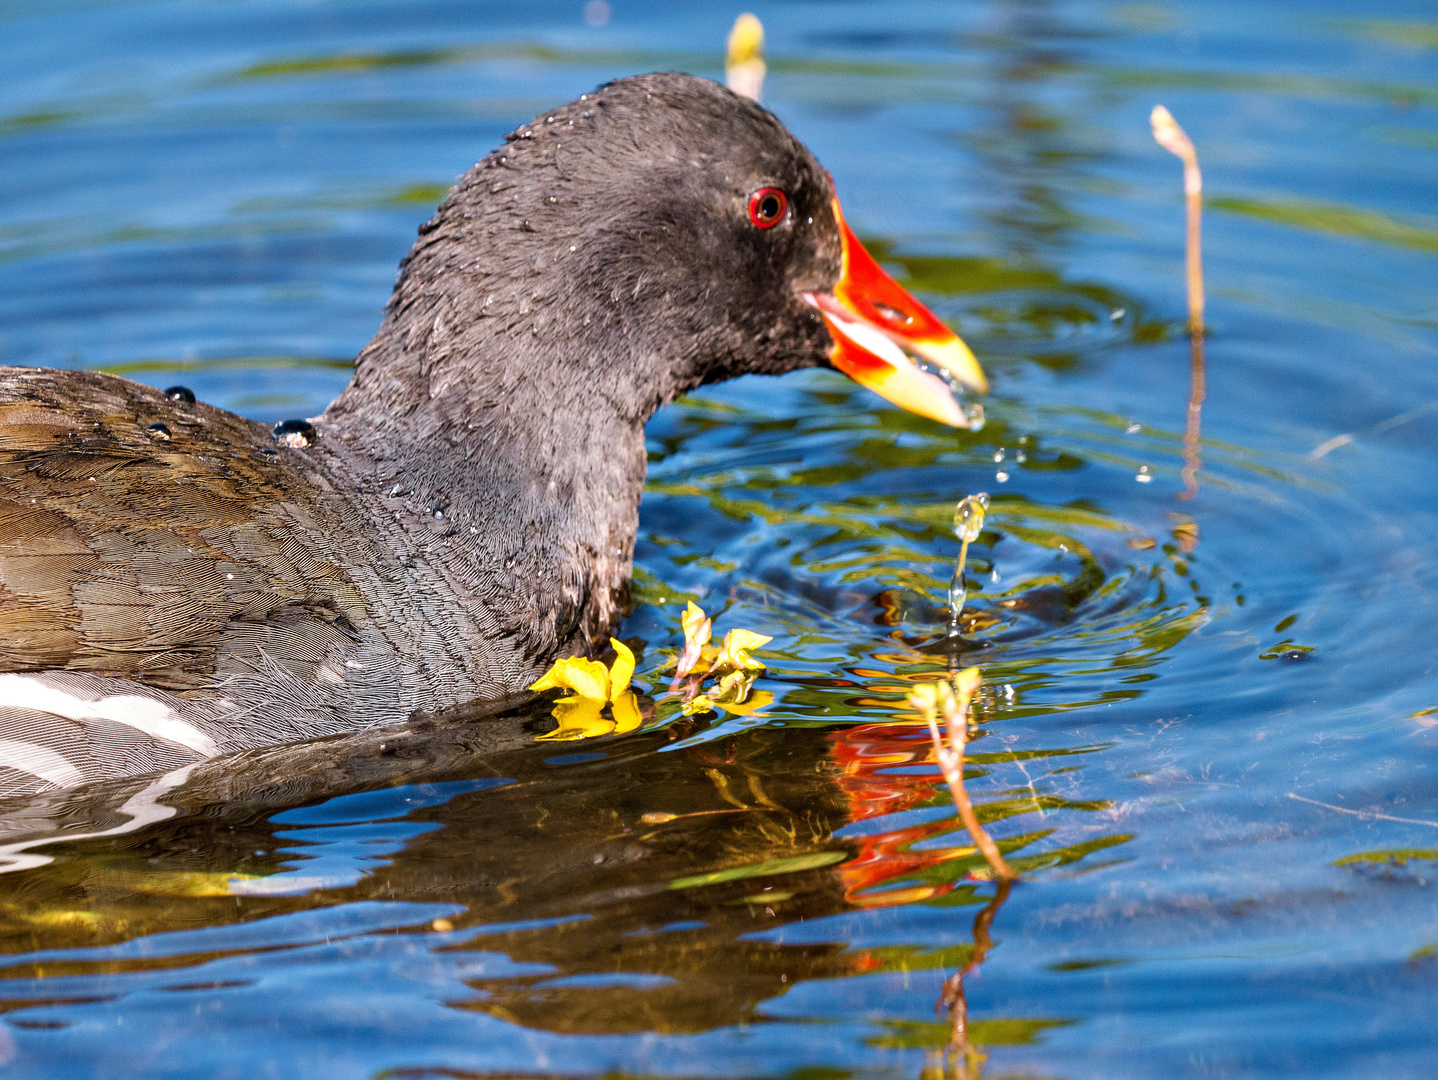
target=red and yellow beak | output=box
[805,199,987,427]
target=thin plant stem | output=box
[1180,332,1206,500]
[1150,105,1205,335]
[1152,104,1207,501]
[938,876,1013,1073]
[913,675,1018,883]
[1184,159,1204,335]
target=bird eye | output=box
[748,188,787,229]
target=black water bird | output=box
[0,73,986,795]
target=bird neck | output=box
[320,305,649,661]
[315,162,708,664]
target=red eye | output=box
[748,188,787,229]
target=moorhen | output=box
[0,73,986,795]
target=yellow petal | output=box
[611,689,643,734]
[714,628,773,671]
[954,667,982,704]
[536,696,613,742]
[724,629,770,655]
[681,602,712,646]
[676,602,713,679]
[529,656,610,701]
[907,682,950,715]
[726,628,772,652]
[726,13,764,67]
[608,638,635,700]
[716,689,773,717]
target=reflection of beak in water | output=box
[830,722,986,906]
[830,720,1021,1077]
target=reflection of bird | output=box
[0,73,985,794]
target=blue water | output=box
[2,0,1438,1077]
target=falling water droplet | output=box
[1110,308,1125,322]
[145,422,171,441]
[1126,422,1142,434]
[272,419,317,449]
[949,493,990,635]
[993,447,1005,463]
[964,403,986,431]
[995,470,1009,483]
[1014,448,1026,464]
[1135,465,1152,483]
[163,386,195,403]
[955,493,988,544]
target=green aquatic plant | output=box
[1209,194,1438,253]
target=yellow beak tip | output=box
[915,336,989,397]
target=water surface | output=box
[2,0,1437,1077]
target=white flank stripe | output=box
[0,739,84,788]
[0,675,219,757]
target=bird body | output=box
[0,74,984,796]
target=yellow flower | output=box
[680,668,773,717]
[540,696,611,742]
[712,628,772,672]
[726,12,764,67]
[955,667,981,701]
[907,681,948,714]
[611,689,643,733]
[681,696,714,717]
[668,603,775,714]
[529,639,635,702]
[674,601,713,679]
[607,639,635,702]
[529,656,611,701]
[530,639,640,741]
[905,668,982,719]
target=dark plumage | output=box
[0,74,982,795]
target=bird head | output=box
[382,73,985,430]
